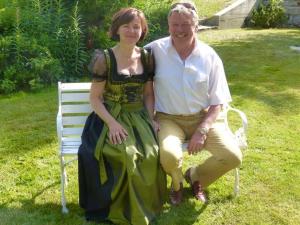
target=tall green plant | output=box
[56,1,88,80]
[0,0,90,93]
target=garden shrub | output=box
[0,0,87,93]
[0,3,16,34]
[250,0,287,28]
[0,34,63,93]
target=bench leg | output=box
[234,168,239,196]
[60,156,69,213]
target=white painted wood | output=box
[62,127,84,136]
[62,116,88,125]
[60,82,91,91]
[62,136,81,143]
[61,104,92,114]
[62,141,81,148]
[62,148,80,155]
[61,92,90,102]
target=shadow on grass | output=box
[153,187,211,225]
[0,181,89,225]
[0,184,210,225]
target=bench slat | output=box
[61,104,92,114]
[62,136,81,143]
[61,148,79,155]
[62,141,81,146]
[62,127,84,136]
[62,116,88,125]
[60,82,91,91]
[61,93,90,102]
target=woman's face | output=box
[117,16,143,45]
[168,11,196,45]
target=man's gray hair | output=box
[168,1,199,27]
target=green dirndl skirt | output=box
[78,101,167,225]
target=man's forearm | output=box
[198,104,222,130]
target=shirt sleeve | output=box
[88,49,108,82]
[208,52,232,105]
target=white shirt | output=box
[145,36,232,115]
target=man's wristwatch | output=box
[196,127,209,135]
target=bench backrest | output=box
[56,82,92,155]
[56,82,248,155]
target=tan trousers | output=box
[156,111,242,191]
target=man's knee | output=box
[225,147,242,169]
[159,138,183,173]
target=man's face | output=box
[168,11,196,44]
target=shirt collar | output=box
[191,38,202,56]
[166,36,173,52]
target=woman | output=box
[78,7,166,225]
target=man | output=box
[145,1,242,205]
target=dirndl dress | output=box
[78,48,167,225]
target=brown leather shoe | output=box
[169,182,183,205]
[184,168,207,203]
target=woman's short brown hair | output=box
[109,7,148,42]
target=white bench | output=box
[56,82,248,213]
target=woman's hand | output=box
[152,119,160,133]
[107,120,128,145]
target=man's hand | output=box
[187,132,207,155]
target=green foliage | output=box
[250,0,287,28]
[55,1,88,80]
[0,34,62,93]
[0,0,88,94]
[138,0,172,43]
[0,4,16,34]
[0,78,16,94]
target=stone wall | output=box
[284,0,300,27]
[201,0,258,29]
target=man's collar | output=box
[192,38,202,56]
[166,36,173,52]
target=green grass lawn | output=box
[1,28,300,225]
[194,0,233,17]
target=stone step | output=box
[286,6,300,15]
[198,25,218,31]
[283,0,300,7]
